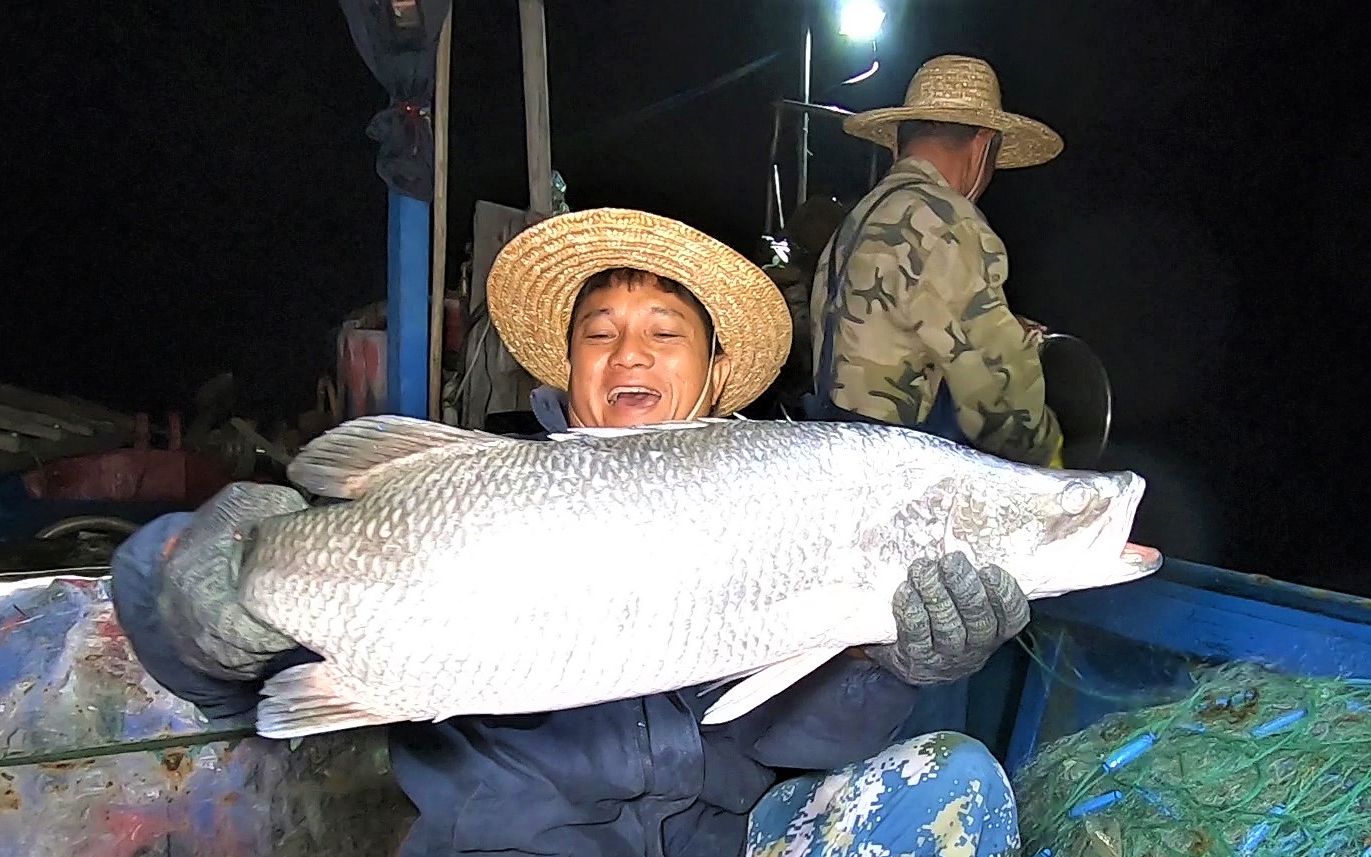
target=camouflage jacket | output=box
[808,157,1061,466]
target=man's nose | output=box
[610,333,652,368]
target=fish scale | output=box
[236,416,1161,739]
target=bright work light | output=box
[838,0,886,41]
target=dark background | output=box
[3,1,1367,591]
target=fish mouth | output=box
[607,385,663,409]
[1080,472,1161,576]
[1121,541,1163,573]
[1113,473,1162,573]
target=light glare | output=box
[838,0,886,41]
[841,60,880,85]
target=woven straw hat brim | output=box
[486,208,792,416]
[843,105,1063,168]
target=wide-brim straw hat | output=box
[843,54,1063,169]
[486,208,792,416]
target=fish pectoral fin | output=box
[699,647,848,726]
[287,415,520,499]
[256,662,396,739]
[695,665,771,698]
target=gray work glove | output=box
[156,482,309,682]
[865,552,1030,686]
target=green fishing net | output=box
[1013,661,1371,856]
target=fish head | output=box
[934,461,1161,598]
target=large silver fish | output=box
[236,416,1161,739]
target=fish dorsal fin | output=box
[547,416,736,443]
[288,415,518,499]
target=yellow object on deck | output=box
[1048,435,1065,470]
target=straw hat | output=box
[486,208,791,416]
[843,54,1062,169]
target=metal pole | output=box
[796,18,812,212]
[428,8,453,420]
[773,166,786,231]
[764,102,782,234]
[518,0,553,215]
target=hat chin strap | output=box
[685,330,721,420]
[967,135,996,202]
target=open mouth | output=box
[608,386,663,409]
[1093,473,1162,574]
[1121,542,1163,572]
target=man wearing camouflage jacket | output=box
[808,54,1064,467]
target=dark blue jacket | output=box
[111,392,923,857]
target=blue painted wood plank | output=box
[1006,630,1064,776]
[1032,576,1371,678]
[387,191,431,418]
[1159,558,1371,626]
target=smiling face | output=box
[564,268,731,428]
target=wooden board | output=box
[0,384,132,432]
[455,200,539,429]
[0,384,134,475]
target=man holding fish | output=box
[111,208,1041,855]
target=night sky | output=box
[5,1,1368,592]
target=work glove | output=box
[865,552,1030,686]
[112,482,307,684]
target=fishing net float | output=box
[1013,660,1371,856]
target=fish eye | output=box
[1059,480,1095,516]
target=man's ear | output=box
[707,353,733,412]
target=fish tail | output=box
[256,662,397,740]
